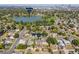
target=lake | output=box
[13,16,42,22]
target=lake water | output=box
[13,16,42,22]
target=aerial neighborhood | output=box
[0,4,79,54]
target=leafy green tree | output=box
[71,39,79,46]
[26,23,31,30]
[16,44,27,49]
[46,37,58,46]
[48,16,56,25]
[0,43,4,49]
[18,23,24,30]
[49,18,55,25]
[42,31,48,36]
[71,31,77,35]
[58,32,66,36]
[69,24,75,28]
[14,33,19,38]
[11,24,16,30]
[52,29,58,33]
[51,26,58,33]
[32,25,41,32]
[6,25,11,30]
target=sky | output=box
[0,0,79,4]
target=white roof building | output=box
[10,36,14,39]
[15,29,19,32]
[18,39,26,44]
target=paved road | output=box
[1,27,26,54]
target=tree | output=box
[69,24,75,28]
[32,25,41,32]
[6,25,11,30]
[18,23,24,30]
[26,23,31,30]
[71,39,79,46]
[49,18,55,25]
[58,32,66,36]
[0,43,4,49]
[46,37,58,46]
[48,16,56,25]
[11,24,16,30]
[16,44,27,49]
[71,31,76,35]
[42,31,48,36]
[51,27,58,33]
[51,26,58,33]
[14,33,19,38]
